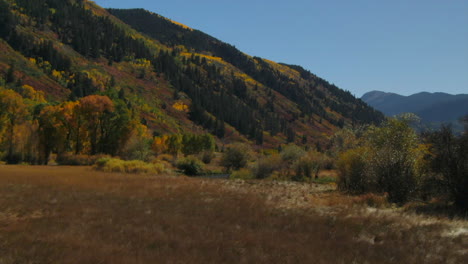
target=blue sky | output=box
[94,0,468,97]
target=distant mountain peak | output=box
[361,90,468,126]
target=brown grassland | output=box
[0,165,466,263]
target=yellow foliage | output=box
[131,58,152,68]
[174,45,188,52]
[200,54,224,63]
[233,71,261,86]
[412,143,432,181]
[94,158,165,174]
[0,89,29,158]
[51,70,62,79]
[172,101,189,112]
[83,69,111,91]
[336,146,371,192]
[134,122,151,139]
[180,52,192,57]
[21,85,46,103]
[36,60,52,73]
[168,19,193,31]
[78,95,114,114]
[13,121,40,161]
[180,53,226,65]
[263,59,301,80]
[179,53,264,90]
[152,135,169,154]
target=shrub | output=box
[337,147,372,194]
[252,155,282,179]
[321,155,336,170]
[181,133,215,156]
[156,154,175,163]
[94,158,164,174]
[121,136,154,162]
[230,168,254,180]
[262,149,278,156]
[328,128,359,158]
[293,150,326,181]
[57,153,109,166]
[366,120,420,204]
[312,176,336,184]
[292,154,321,181]
[199,150,215,164]
[426,125,468,210]
[368,145,417,204]
[220,143,251,172]
[338,120,423,204]
[176,156,204,176]
[280,144,306,164]
[354,193,389,208]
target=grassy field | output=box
[0,165,466,263]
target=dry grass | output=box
[0,165,466,263]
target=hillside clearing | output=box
[0,165,466,263]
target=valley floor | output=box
[0,165,466,263]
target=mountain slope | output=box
[362,90,468,123]
[0,0,384,152]
[108,8,384,133]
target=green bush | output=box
[182,133,215,156]
[367,120,420,204]
[220,143,251,172]
[176,156,204,176]
[121,137,154,162]
[337,147,372,193]
[280,144,306,164]
[199,150,215,164]
[292,155,319,181]
[230,168,254,180]
[368,145,417,204]
[252,155,282,179]
[94,158,164,174]
[337,120,423,204]
[290,150,326,181]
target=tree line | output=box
[336,118,468,211]
[0,83,137,164]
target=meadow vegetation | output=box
[175,155,204,176]
[0,0,467,260]
[336,119,468,212]
[93,157,165,174]
[0,165,466,263]
[1,87,466,213]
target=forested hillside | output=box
[108,8,384,137]
[0,0,383,164]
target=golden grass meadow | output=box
[0,165,466,263]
